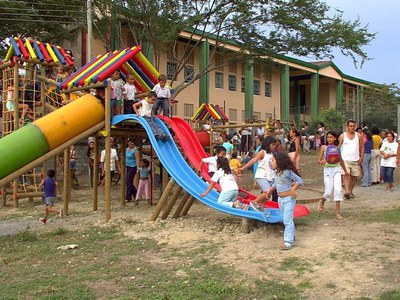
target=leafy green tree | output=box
[91,0,376,98]
[361,84,400,130]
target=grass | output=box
[0,225,304,300]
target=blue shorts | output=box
[70,160,77,170]
[382,166,394,183]
[44,197,56,206]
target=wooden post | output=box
[12,64,20,208]
[172,191,191,219]
[161,185,183,220]
[120,138,126,206]
[161,165,168,196]
[104,85,112,223]
[1,188,6,208]
[180,196,196,216]
[63,148,70,216]
[93,137,99,211]
[150,178,175,221]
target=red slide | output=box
[158,116,309,218]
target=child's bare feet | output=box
[318,199,325,213]
[335,214,343,220]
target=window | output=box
[265,82,272,97]
[254,80,260,95]
[241,77,245,93]
[265,113,272,119]
[215,71,224,89]
[184,65,195,83]
[167,61,177,80]
[184,103,194,118]
[228,108,237,122]
[228,74,236,91]
[253,112,261,121]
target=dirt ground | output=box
[1,152,399,299]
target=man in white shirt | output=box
[100,138,121,185]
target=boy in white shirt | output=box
[122,74,138,114]
[151,74,171,116]
[198,146,227,177]
[133,91,169,142]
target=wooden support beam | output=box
[180,196,196,216]
[150,179,175,221]
[161,185,183,220]
[120,138,126,207]
[93,137,99,211]
[172,192,191,219]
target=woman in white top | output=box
[380,132,399,192]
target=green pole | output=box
[244,58,254,121]
[199,40,210,105]
[280,65,290,122]
[336,79,344,110]
[311,72,319,118]
[294,80,300,124]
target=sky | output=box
[299,0,400,86]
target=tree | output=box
[0,0,86,56]
[90,0,376,98]
[361,84,400,130]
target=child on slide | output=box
[201,157,247,210]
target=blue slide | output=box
[113,115,284,223]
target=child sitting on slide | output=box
[133,91,169,142]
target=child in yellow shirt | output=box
[229,152,242,176]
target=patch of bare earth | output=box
[1,153,399,299]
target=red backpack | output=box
[325,145,340,164]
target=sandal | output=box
[344,193,351,200]
[318,199,325,213]
[349,193,355,199]
[336,214,344,221]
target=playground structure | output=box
[0,37,310,224]
[0,37,80,206]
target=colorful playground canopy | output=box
[2,36,75,67]
[191,103,229,122]
[58,46,161,93]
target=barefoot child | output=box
[318,131,347,220]
[38,169,62,224]
[201,157,246,209]
[265,152,302,250]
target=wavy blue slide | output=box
[113,115,284,223]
